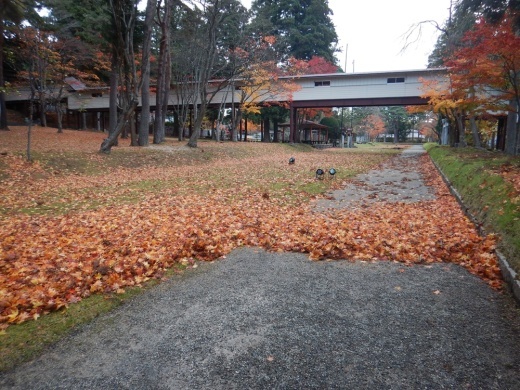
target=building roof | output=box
[64,77,87,91]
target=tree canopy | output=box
[423,0,520,154]
[250,0,338,63]
[1,0,40,129]
[6,0,520,154]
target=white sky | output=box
[241,0,453,73]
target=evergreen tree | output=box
[250,0,338,63]
[380,106,411,143]
[458,0,520,31]
[42,0,111,44]
[429,0,520,67]
[428,6,476,67]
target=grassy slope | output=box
[425,144,520,276]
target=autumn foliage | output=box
[420,13,520,150]
[363,114,386,141]
[446,15,520,114]
[0,127,502,329]
[303,56,340,74]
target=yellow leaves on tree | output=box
[238,60,301,115]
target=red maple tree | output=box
[445,14,520,151]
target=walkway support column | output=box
[290,104,297,143]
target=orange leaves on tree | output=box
[446,15,520,114]
[284,56,339,76]
[305,56,340,74]
[423,13,520,122]
[363,114,386,141]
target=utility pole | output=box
[344,44,348,73]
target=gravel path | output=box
[314,145,434,210]
[1,146,519,389]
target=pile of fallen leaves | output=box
[0,127,502,329]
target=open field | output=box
[0,126,506,370]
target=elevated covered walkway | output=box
[5,68,448,135]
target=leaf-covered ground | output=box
[0,127,502,329]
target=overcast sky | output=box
[240,0,453,73]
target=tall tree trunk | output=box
[153,0,172,144]
[243,115,248,141]
[469,115,481,148]
[55,86,65,133]
[186,1,228,148]
[39,94,47,127]
[154,59,164,143]
[446,111,457,146]
[173,111,180,139]
[27,71,36,161]
[455,111,466,147]
[0,20,8,130]
[96,112,101,131]
[232,108,242,142]
[139,83,150,145]
[159,46,171,142]
[458,119,467,147]
[289,106,297,143]
[262,117,270,142]
[100,100,138,153]
[102,0,139,152]
[57,105,63,133]
[109,58,119,146]
[187,107,205,147]
[138,0,157,146]
[496,117,506,150]
[130,111,138,146]
[273,117,279,142]
[505,101,520,155]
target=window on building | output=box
[387,77,405,83]
[314,81,331,87]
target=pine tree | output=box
[250,0,338,63]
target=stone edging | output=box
[429,156,520,304]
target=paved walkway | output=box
[1,146,520,389]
